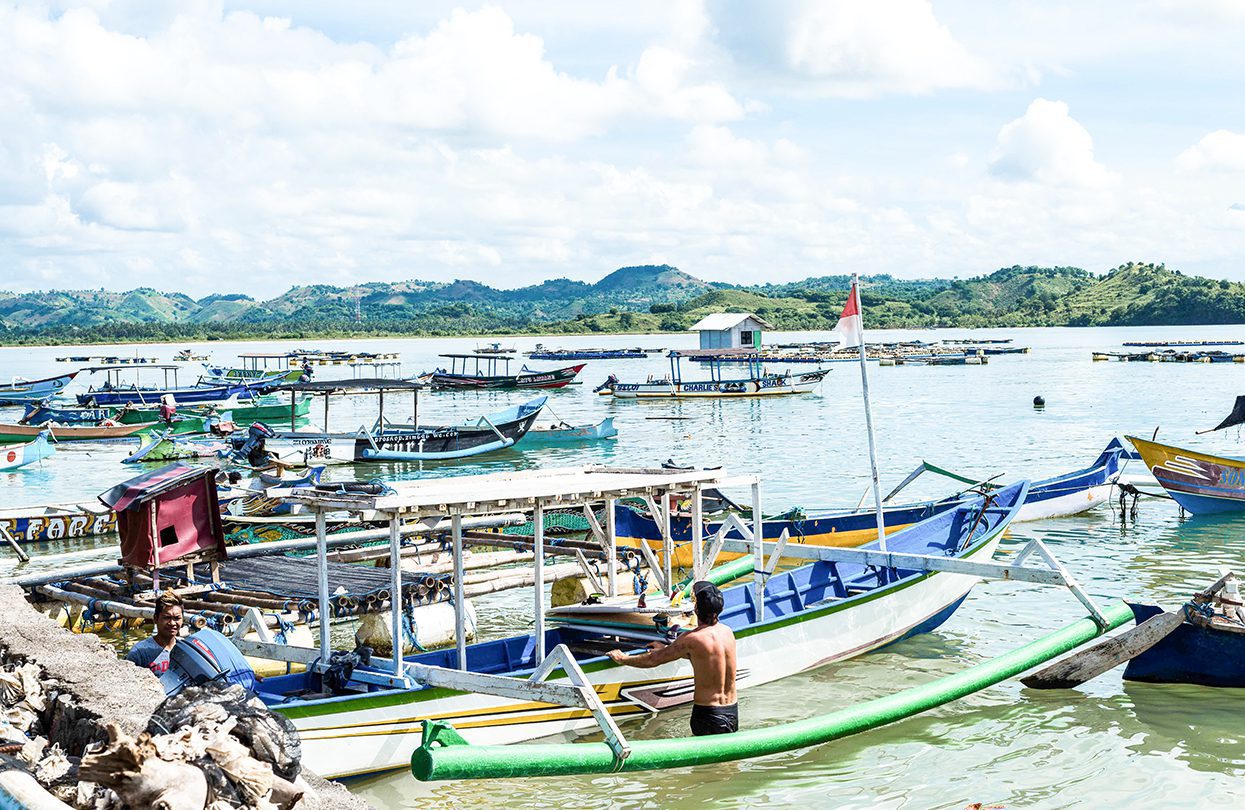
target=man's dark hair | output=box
[153,589,183,618]
[692,581,724,625]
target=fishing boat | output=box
[20,403,215,436]
[527,347,648,360]
[421,354,585,390]
[247,475,1029,779]
[173,349,210,361]
[0,421,149,444]
[74,365,277,407]
[1123,574,1245,687]
[1127,436,1245,514]
[123,430,232,464]
[616,440,1128,567]
[0,371,80,406]
[264,395,548,464]
[0,501,117,543]
[598,351,828,399]
[0,431,55,471]
[524,417,618,444]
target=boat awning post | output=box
[289,390,295,424]
[605,497,617,598]
[315,508,330,670]
[452,513,466,671]
[534,501,546,663]
[412,387,418,427]
[692,486,704,580]
[378,389,385,428]
[388,513,403,676]
[661,495,672,593]
[752,482,764,622]
[323,393,330,433]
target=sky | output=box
[2,1,1244,297]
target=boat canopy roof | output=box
[269,377,426,394]
[276,464,752,518]
[438,353,517,359]
[84,364,181,371]
[98,463,210,511]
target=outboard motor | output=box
[593,374,619,394]
[234,421,276,466]
[158,628,258,697]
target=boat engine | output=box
[233,421,276,466]
[158,627,258,697]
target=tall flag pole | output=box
[833,273,887,551]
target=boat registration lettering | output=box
[306,443,332,460]
[1218,468,1245,488]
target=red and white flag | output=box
[833,283,864,347]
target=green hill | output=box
[2,261,1244,345]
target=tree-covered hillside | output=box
[2,262,1242,345]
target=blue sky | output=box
[1,0,1243,296]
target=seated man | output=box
[125,590,183,676]
[608,581,739,735]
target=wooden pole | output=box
[534,501,546,663]
[605,497,617,598]
[752,481,764,622]
[853,272,887,552]
[315,509,330,669]
[692,487,704,581]
[388,513,402,676]
[452,514,466,671]
[323,393,330,433]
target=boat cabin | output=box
[98,463,227,588]
[689,313,773,351]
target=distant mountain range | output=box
[2,262,1242,345]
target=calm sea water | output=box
[3,326,1245,808]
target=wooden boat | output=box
[201,364,306,383]
[0,502,117,543]
[254,480,1028,779]
[0,371,79,405]
[523,417,617,444]
[0,421,149,444]
[0,431,55,471]
[422,354,585,390]
[74,364,277,407]
[600,351,828,399]
[1124,575,1245,687]
[20,404,214,436]
[617,440,1127,566]
[123,430,231,464]
[264,396,548,464]
[173,350,210,361]
[527,348,648,360]
[1127,436,1245,514]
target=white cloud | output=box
[988,99,1115,188]
[783,0,998,96]
[1177,130,1245,173]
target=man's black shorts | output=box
[690,703,739,736]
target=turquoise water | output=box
[3,326,1245,808]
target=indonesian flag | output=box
[833,282,864,347]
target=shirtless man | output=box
[608,580,739,735]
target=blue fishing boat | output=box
[527,348,649,360]
[242,477,1030,779]
[0,431,55,471]
[74,364,277,407]
[523,417,617,444]
[616,440,1127,566]
[1124,575,1245,687]
[0,371,80,406]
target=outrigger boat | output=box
[0,431,55,471]
[0,371,80,406]
[75,365,280,407]
[524,417,618,445]
[0,421,149,444]
[617,440,1129,567]
[0,501,117,543]
[20,403,216,436]
[1127,435,1245,514]
[597,351,828,399]
[209,467,1033,779]
[260,379,547,465]
[420,354,585,390]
